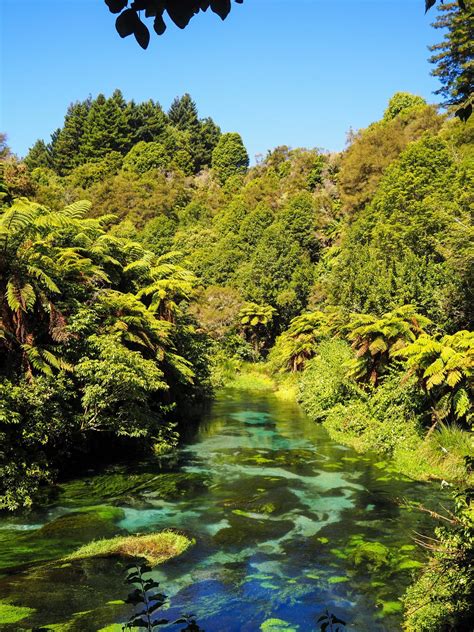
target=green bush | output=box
[298,339,358,419]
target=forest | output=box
[0,1,473,631]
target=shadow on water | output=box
[0,390,446,631]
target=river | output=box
[0,390,444,631]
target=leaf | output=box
[125,588,145,605]
[453,388,470,418]
[166,4,193,29]
[369,337,388,355]
[210,0,232,20]
[426,370,447,389]
[446,370,462,388]
[6,280,22,312]
[105,0,128,13]
[134,18,150,49]
[127,618,150,628]
[116,8,139,38]
[143,578,160,591]
[154,14,167,35]
[423,358,445,378]
[148,600,167,614]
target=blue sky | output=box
[1,1,443,161]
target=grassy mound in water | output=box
[65,530,192,566]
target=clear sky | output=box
[1,0,443,162]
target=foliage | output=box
[212,132,249,184]
[269,311,332,372]
[344,305,432,385]
[338,99,441,214]
[396,330,474,424]
[298,339,360,419]
[383,92,427,121]
[0,198,209,509]
[238,301,276,355]
[429,1,474,113]
[403,489,474,631]
[25,90,222,178]
[329,133,472,329]
[105,0,244,49]
[123,141,170,173]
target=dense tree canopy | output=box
[429,1,473,118]
[25,90,222,178]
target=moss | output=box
[397,559,423,571]
[330,548,348,560]
[97,626,123,632]
[328,576,350,584]
[350,541,391,570]
[38,508,123,541]
[0,602,35,624]
[57,471,208,507]
[0,506,125,572]
[379,600,403,616]
[213,513,294,546]
[260,618,298,631]
[64,530,192,566]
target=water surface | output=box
[0,390,444,631]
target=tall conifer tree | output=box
[429,1,473,109]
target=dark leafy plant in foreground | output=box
[316,608,346,632]
[124,562,204,631]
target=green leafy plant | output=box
[238,301,276,356]
[396,330,474,426]
[345,305,431,385]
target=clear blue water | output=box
[0,390,444,631]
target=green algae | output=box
[328,576,350,584]
[330,548,348,560]
[350,541,391,570]
[0,602,35,624]
[379,600,403,616]
[214,511,294,546]
[260,617,299,631]
[56,471,208,507]
[0,506,125,572]
[39,508,124,541]
[397,559,423,571]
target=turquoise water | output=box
[0,390,444,631]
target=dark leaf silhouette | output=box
[116,8,139,37]
[134,18,151,49]
[106,0,128,13]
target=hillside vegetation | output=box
[1,88,473,630]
